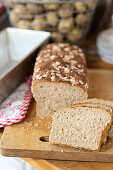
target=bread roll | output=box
[46,12,59,27]
[58,18,74,34]
[13,5,28,15]
[85,0,95,9]
[51,32,63,43]
[75,14,89,26]
[57,4,72,19]
[67,28,82,43]
[7,0,18,8]
[43,0,59,10]
[16,20,31,29]
[26,4,39,15]
[32,17,47,30]
[74,2,87,13]
[9,11,20,23]
[26,4,44,14]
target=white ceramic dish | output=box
[97,28,113,65]
[0,28,50,103]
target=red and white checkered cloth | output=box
[0,76,32,127]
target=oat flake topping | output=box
[32,43,88,90]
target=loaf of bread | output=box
[75,98,113,139]
[31,43,88,117]
[49,106,112,151]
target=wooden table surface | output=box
[1,32,113,170]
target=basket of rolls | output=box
[7,0,98,46]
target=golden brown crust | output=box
[81,98,113,104]
[40,43,86,64]
[72,102,112,112]
[100,117,112,147]
[51,142,103,152]
[31,43,88,95]
[108,122,113,139]
[50,141,99,151]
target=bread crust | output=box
[73,102,112,112]
[40,43,86,63]
[77,98,113,104]
[91,98,113,103]
[50,106,112,151]
[31,43,88,100]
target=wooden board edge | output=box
[1,147,113,162]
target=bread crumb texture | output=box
[49,106,112,151]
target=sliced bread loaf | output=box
[49,106,112,151]
[75,98,113,138]
[32,43,88,117]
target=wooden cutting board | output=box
[1,69,113,162]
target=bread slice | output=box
[73,103,112,143]
[75,98,113,138]
[49,106,112,151]
[76,98,113,110]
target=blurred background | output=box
[0,0,113,63]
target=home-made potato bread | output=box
[31,43,88,117]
